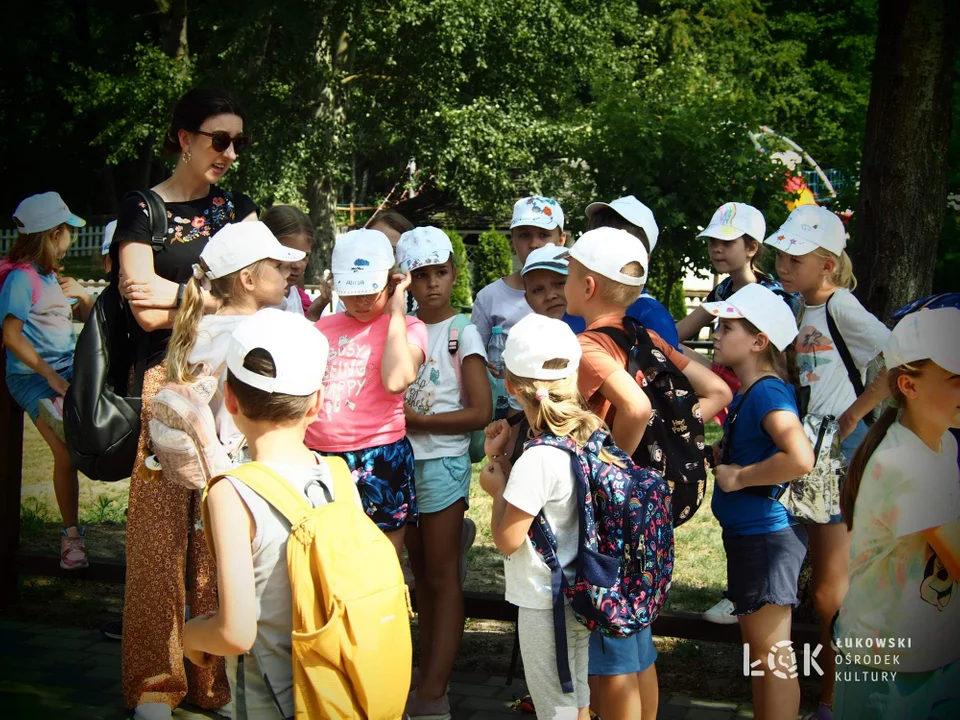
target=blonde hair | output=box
[7,225,67,275]
[166,258,272,385]
[571,258,644,308]
[506,361,621,465]
[814,247,857,290]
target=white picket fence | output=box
[0,225,109,257]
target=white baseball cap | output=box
[227,308,330,396]
[698,202,766,243]
[331,229,395,296]
[200,221,304,279]
[521,244,568,277]
[560,227,648,287]
[13,192,86,234]
[503,313,582,380]
[510,196,565,231]
[585,195,660,253]
[102,220,117,256]
[884,307,960,375]
[395,226,453,274]
[701,283,799,351]
[764,205,846,256]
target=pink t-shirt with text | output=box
[305,312,428,452]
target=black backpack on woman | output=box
[64,191,166,481]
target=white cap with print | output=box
[331,228,395,296]
[698,202,766,244]
[764,205,846,257]
[521,244,569,277]
[395,226,453,274]
[510,196,565,231]
[884,307,960,375]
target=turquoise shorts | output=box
[414,454,472,515]
[834,658,960,719]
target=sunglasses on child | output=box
[195,130,252,154]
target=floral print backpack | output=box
[526,429,674,693]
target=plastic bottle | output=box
[487,326,507,379]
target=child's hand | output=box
[57,276,87,300]
[46,372,70,398]
[479,461,507,497]
[710,441,723,468]
[183,615,217,667]
[714,464,743,493]
[484,419,511,459]
[386,273,411,316]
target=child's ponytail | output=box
[839,361,927,530]
[166,264,209,385]
[506,363,621,466]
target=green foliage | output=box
[474,230,514,293]
[445,229,474,309]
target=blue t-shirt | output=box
[0,266,75,378]
[711,377,799,536]
[627,291,679,349]
[562,312,586,334]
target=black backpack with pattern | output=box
[590,317,707,527]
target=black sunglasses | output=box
[195,130,251,154]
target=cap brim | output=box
[269,246,306,263]
[764,233,818,255]
[698,224,745,241]
[334,270,390,296]
[700,300,746,319]
[521,261,568,277]
[66,214,86,228]
[510,217,561,231]
[398,251,452,274]
[584,201,610,219]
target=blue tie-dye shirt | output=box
[0,265,75,378]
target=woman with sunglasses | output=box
[112,87,258,720]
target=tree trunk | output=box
[307,176,338,284]
[852,0,957,324]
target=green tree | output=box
[445,229,473,309]
[474,230,513,294]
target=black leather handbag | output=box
[64,190,166,481]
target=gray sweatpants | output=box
[518,604,591,719]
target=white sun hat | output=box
[200,221,305,279]
[13,192,86,234]
[503,313,582,380]
[764,205,846,257]
[698,202,766,243]
[585,195,660,253]
[884,307,960,375]
[701,283,799,351]
[560,226,647,286]
[331,228,396,296]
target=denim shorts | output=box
[6,366,72,423]
[321,436,417,532]
[588,626,658,676]
[723,525,808,616]
[414,454,472,514]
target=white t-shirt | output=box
[502,445,579,610]
[224,454,363,718]
[404,316,486,460]
[282,286,305,316]
[836,423,960,672]
[187,314,248,451]
[471,278,532,348]
[794,289,890,417]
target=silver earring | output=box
[182,151,192,164]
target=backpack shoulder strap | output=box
[217,462,313,527]
[825,293,865,397]
[0,259,43,305]
[447,313,473,390]
[325,456,356,506]
[125,190,167,252]
[722,376,778,465]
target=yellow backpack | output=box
[204,459,412,719]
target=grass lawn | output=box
[8,418,821,708]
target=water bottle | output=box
[487,326,510,420]
[487,326,507,379]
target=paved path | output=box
[0,619,754,718]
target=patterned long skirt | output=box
[121,362,230,710]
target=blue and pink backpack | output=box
[526,429,674,693]
[0,258,42,348]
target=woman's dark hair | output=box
[587,207,650,253]
[367,211,413,235]
[163,88,246,155]
[261,205,314,241]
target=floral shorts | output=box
[322,436,417,532]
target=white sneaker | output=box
[133,703,173,720]
[702,597,738,625]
